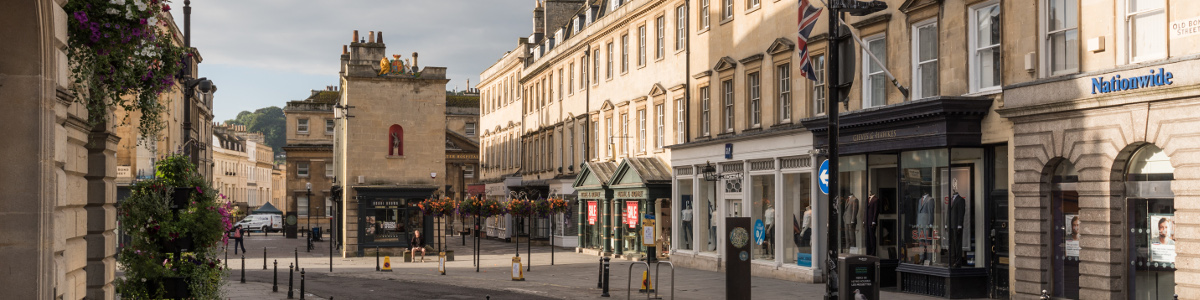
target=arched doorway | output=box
[1048,159,1080,299]
[1122,144,1175,300]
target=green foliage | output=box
[223,106,286,153]
[115,154,233,299]
[65,0,188,139]
[447,95,480,108]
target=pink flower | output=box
[163,4,170,12]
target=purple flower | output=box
[72,11,88,24]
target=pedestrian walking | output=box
[231,224,247,254]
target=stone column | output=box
[84,125,119,300]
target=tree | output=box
[222,107,286,153]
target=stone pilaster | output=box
[84,126,118,300]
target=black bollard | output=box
[225,246,229,268]
[307,235,312,253]
[300,268,306,300]
[295,248,299,270]
[240,254,246,284]
[597,256,603,289]
[601,257,610,297]
[264,247,268,270]
[273,260,279,292]
[287,264,294,299]
[329,230,334,273]
[375,246,380,271]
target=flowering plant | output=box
[506,198,534,218]
[418,197,456,217]
[461,196,506,217]
[114,154,228,299]
[547,197,571,214]
[65,0,187,139]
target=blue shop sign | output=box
[724,143,733,159]
[1091,68,1174,94]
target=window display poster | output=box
[1150,214,1176,263]
[1064,214,1080,258]
[626,201,639,229]
[587,201,598,225]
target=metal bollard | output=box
[273,260,279,292]
[264,247,268,270]
[300,268,306,300]
[240,254,246,284]
[597,256,604,288]
[601,257,611,297]
[295,248,299,270]
[375,246,380,271]
[287,264,294,299]
[1039,290,1049,300]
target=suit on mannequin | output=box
[843,194,859,248]
[865,193,880,256]
[947,192,967,267]
[916,194,934,263]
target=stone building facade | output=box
[331,30,451,256]
[213,125,275,218]
[997,1,1200,299]
[284,88,338,233]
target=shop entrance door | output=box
[1129,196,1175,300]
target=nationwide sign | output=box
[1091,68,1174,94]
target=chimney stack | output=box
[412,52,419,71]
[377,31,384,44]
[342,45,347,55]
[368,31,375,43]
[353,30,359,43]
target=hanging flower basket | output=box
[418,197,455,217]
[547,197,571,214]
[506,198,534,218]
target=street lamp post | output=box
[306,182,312,250]
[181,1,213,166]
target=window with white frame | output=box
[466,122,476,136]
[464,165,475,178]
[606,117,613,157]
[1045,0,1078,75]
[912,20,938,99]
[325,162,332,177]
[580,57,587,88]
[606,43,614,79]
[701,86,711,136]
[594,49,600,83]
[970,1,1002,92]
[722,0,733,20]
[297,195,309,216]
[639,25,647,66]
[723,79,734,132]
[1125,0,1166,63]
[656,16,666,59]
[621,34,629,73]
[656,104,665,149]
[813,55,826,116]
[297,119,309,134]
[569,63,575,92]
[621,113,629,155]
[325,197,333,217]
[675,99,684,143]
[326,119,334,134]
[676,5,686,50]
[862,34,887,108]
[748,72,761,127]
[700,0,710,29]
[298,162,309,177]
[777,63,791,121]
[638,109,647,152]
[747,0,760,9]
[558,69,564,100]
[593,120,600,158]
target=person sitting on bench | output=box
[410,230,427,262]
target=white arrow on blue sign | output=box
[818,159,830,194]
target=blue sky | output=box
[184,0,532,122]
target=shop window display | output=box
[750,174,775,261]
[783,173,813,267]
[867,154,899,259]
[901,149,948,266]
[699,179,717,252]
[1126,144,1175,300]
[1051,160,1079,299]
[678,179,694,250]
[839,155,866,254]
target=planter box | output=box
[146,276,190,299]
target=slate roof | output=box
[584,161,618,185]
[616,157,672,185]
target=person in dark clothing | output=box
[232,225,246,254]
[410,230,426,262]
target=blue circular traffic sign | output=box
[818,159,830,194]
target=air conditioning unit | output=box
[357,176,365,184]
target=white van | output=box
[235,214,283,232]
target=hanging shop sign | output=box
[626,201,639,228]
[587,201,598,225]
[1091,68,1174,94]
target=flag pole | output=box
[815,0,910,100]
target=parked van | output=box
[235,214,283,232]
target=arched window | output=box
[1050,159,1079,299]
[1126,144,1175,300]
[388,125,404,156]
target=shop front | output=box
[998,60,1200,300]
[548,178,579,247]
[573,162,616,255]
[607,158,672,261]
[349,186,437,256]
[803,96,1001,298]
[669,130,821,283]
[484,176,521,240]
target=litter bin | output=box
[311,227,322,241]
[838,255,880,300]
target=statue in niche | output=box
[391,131,401,156]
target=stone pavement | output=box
[219,232,974,299]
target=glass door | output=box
[1129,197,1175,300]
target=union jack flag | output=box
[797,0,823,81]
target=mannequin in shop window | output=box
[947,191,967,267]
[865,192,879,256]
[681,200,693,249]
[916,193,933,264]
[843,194,859,249]
[708,201,717,251]
[799,205,812,247]
[764,201,775,258]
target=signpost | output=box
[726,217,752,300]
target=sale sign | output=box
[587,201,598,225]
[626,201,639,228]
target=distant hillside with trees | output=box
[223,106,285,154]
